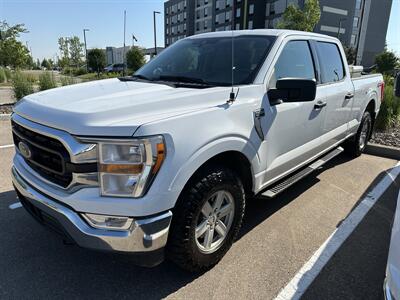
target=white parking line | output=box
[275,161,400,300]
[9,202,22,210]
[0,144,14,149]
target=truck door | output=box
[261,39,327,185]
[314,41,354,149]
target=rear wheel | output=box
[167,166,245,272]
[344,111,372,157]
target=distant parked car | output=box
[104,63,125,73]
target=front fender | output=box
[169,136,261,193]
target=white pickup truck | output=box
[11,30,384,271]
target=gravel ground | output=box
[371,126,400,148]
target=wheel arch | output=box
[169,138,259,202]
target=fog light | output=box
[82,213,133,231]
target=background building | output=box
[164,0,392,66]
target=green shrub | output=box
[375,79,400,130]
[72,67,87,76]
[39,71,57,91]
[0,68,6,83]
[60,76,76,86]
[12,71,34,100]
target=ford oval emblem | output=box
[18,141,32,159]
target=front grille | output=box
[12,120,73,187]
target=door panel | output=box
[315,42,354,148]
[261,40,326,185]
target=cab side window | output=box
[268,40,316,89]
[316,42,345,83]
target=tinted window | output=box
[135,35,275,86]
[316,42,345,83]
[269,41,315,89]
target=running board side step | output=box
[261,147,344,198]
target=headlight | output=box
[97,136,165,198]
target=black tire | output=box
[167,165,245,272]
[344,111,372,157]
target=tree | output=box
[69,36,84,68]
[375,47,399,75]
[87,48,106,75]
[0,21,30,68]
[277,0,321,32]
[343,46,356,65]
[41,58,51,69]
[58,37,70,67]
[126,47,146,72]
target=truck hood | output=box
[14,78,228,136]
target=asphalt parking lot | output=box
[1,119,399,299]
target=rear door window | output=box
[316,42,345,84]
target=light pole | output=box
[83,29,89,72]
[153,11,160,56]
[337,18,346,40]
[123,10,127,76]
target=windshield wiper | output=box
[119,74,153,82]
[158,75,215,86]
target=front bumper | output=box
[11,166,172,265]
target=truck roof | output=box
[188,29,339,42]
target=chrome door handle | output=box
[314,101,327,110]
[345,93,354,100]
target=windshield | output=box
[135,35,275,86]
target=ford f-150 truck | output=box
[11,30,384,272]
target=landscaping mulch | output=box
[371,126,400,148]
[0,103,13,114]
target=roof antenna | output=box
[227,30,238,104]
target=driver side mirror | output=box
[395,73,400,97]
[267,78,317,106]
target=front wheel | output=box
[167,166,245,272]
[344,111,372,157]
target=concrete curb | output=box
[365,143,400,160]
[0,114,11,121]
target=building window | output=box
[270,3,275,14]
[216,0,225,10]
[249,4,254,15]
[236,23,240,30]
[204,7,209,17]
[248,20,253,29]
[216,12,225,24]
[184,11,187,19]
[184,0,187,8]
[226,11,232,22]
[353,17,359,27]
[166,27,169,34]
[184,23,187,31]
[356,0,362,9]
[236,8,241,17]
[351,34,357,46]
[227,0,233,7]
[205,19,211,29]
[225,25,232,30]
[166,17,169,25]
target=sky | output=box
[1,0,399,61]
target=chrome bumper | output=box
[11,166,172,256]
